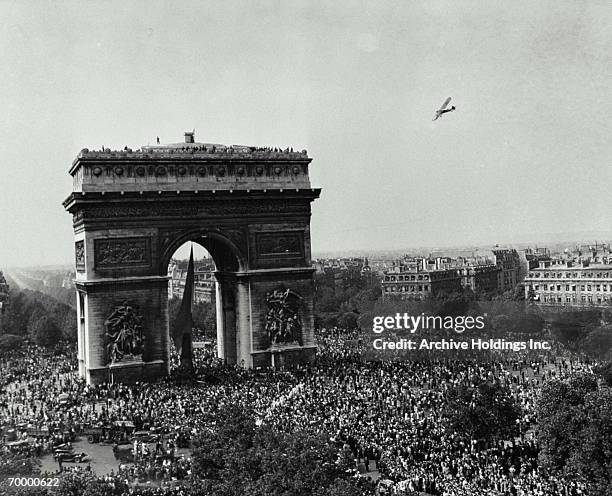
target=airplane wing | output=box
[432,112,440,121]
[438,97,451,111]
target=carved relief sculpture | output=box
[264,288,303,346]
[75,241,85,270]
[94,237,151,268]
[257,232,303,257]
[105,301,145,363]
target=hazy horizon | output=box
[1,1,610,267]
[6,231,612,270]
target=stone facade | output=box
[458,264,499,293]
[492,249,522,292]
[64,134,320,384]
[382,259,462,300]
[168,259,216,303]
[382,254,506,299]
[525,260,612,307]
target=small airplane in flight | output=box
[432,97,456,121]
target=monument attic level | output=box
[64,133,320,385]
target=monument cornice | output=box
[75,275,171,288]
[63,188,321,211]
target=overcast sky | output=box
[0,1,610,266]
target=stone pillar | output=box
[215,280,225,360]
[235,278,252,368]
[76,291,86,378]
[218,277,237,365]
[76,276,170,384]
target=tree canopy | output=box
[3,288,76,343]
[190,404,373,496]
[442,380,520,442]
[537,374,612,495]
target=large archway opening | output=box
[167,242,216,368]
[163,232,245,368]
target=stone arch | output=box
[160,228,247,275]
[64,135,320,384]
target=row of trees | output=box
[0,288,76,348]
[313,266,530,332]
[314,272,381,329]
[545,309,612,360]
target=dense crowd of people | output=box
[0,331,600,495]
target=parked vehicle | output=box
[83,421,135,444]
[131,430,160,443]
[55,452,90,463]
[5,440,30,454]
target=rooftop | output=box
[68,132,314,194]
[536,263,612,270]
[75,133,309,164]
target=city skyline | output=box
[1,1,610,267]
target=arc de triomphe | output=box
[63,133,320,384]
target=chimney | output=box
[184,131,195,144]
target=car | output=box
[83,426,103,443]
[55,452,90,463]
[131,430,159,443]
[27,427,50,438]
[53,448,74,460]
[6,440,30,453]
